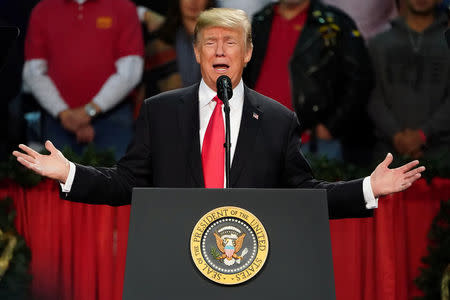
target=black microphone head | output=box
[216,75,233,102]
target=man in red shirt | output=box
[245,0,374,165]
[23,0,144,158]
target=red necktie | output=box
[202,96,224,188]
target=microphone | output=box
[216,75,232,188]
[216,75,233,105]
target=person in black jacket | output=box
[244,0,374,165]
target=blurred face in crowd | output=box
[406,0,438,15]
[180,0,209,20]
[194,26,253,90]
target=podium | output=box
[123,188,336,299]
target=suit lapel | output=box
[231,86,263,186]
[177,84,204,187]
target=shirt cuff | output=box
[60,162,76,193]
[363,176,378,209]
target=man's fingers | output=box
[404,172,422,182]
[18,144,40,159]
[380,152,393,168]
[400,182,412,190]
[403,166,425,179]
[397,160,419,172]
[12,151,37,164]
[45,140,58,154]
[402,173,422,187]
[16,157,42,174]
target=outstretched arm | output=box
[13,141,70,183]
[12,100,152,206]
[370,153,425,198]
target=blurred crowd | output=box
[1,0,449,166]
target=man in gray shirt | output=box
[368,0,450,159]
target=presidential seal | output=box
[190,206,269,285]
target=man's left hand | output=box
[70,107,92,127]
[76,124,95,144]
[370,153,425,198]
[402,129,425,158]
[315,123,333,140]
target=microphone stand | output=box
[217,75,233,189]
[222,94,231,189]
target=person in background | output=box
[134,1,166,33]
[323,0,397,39]
[23,0,144,159]
[244,0,374,166]
[0,0,40,161]
[141,0,216,99]
[368,0,450,160]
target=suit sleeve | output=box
[283,111,372,219]
[60,101,153,206]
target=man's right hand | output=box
[393,131,408,154]
[315,123,333,140]
[59,108,91,133]
[76,125,95,144]
[12,141,70,183]
[393,130,424,158]
[402,129,424,158]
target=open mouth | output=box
[213,64,230,72]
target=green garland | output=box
[415,199,450,300]
[0,197,31,300]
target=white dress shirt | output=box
[199,79,243,163]
[61,78,378,209]
[199,79,244,188]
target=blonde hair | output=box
[193,8,253,49]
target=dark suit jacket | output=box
[62,83,372,219]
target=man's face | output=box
[194,26,252,91]
[406,0,438,15]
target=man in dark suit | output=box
[13,8,425,219]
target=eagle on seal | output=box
[213,232,246,261]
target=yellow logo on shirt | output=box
[352,30,361,37]
[96,16,113,29]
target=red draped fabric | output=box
[0,178,448,299]
[331,178,449,300]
